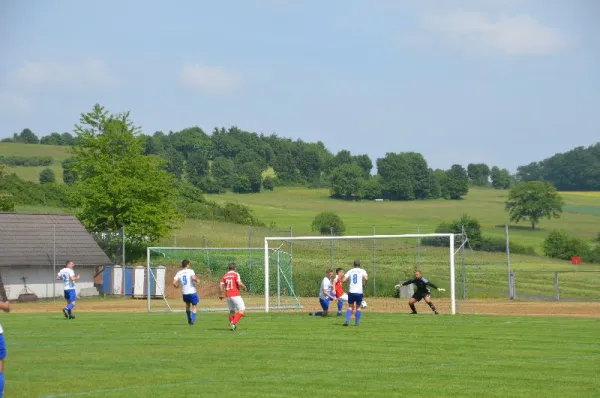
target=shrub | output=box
[263,176,275,191]
[0,193,15,211]
[542,230,591,261]
[39,168,56,184]
[311,212,345,235]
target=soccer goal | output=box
[264,233,460,314]
[146,246,302,312]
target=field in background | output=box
[0,143,71,183]
[4,310,600,397]
[206,187,600,250]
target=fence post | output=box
[53,224,56,303]
[122,226,126,266]
[461,225,467,299]
[417,225,421,271]
[509,271,516,299]
[330,227,334,267]
[554,272,560,301]
[505,224,512,299]
[372,225,376,296]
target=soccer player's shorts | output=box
[227,296,245,311]
[64,289,77,302]
[411,291,430,302]
[0,333,6,360]
[319,297,331,311]
[338,293,348,302]
[182,293,199,305]
[347,293,363,306]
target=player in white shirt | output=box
[56,260,80,320]
[173,259,200,325]
[0,300,10,398]
[309,269,336,317]
[342,260,368,326]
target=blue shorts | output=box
[64,289,77,302]
[182,293,199,305]
[0,333,6,360]
[348,293,363,306]
[319,297,332,311]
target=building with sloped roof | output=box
[0,212,112,300]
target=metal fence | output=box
[510,270,600,302]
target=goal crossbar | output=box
[263,233,456,314]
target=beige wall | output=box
[2,265,98,301]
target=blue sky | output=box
[0,0,598,171]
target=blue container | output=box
[124,267,134,296]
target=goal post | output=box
[264,233,457,314]
[145,246,302,312]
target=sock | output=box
[186,310,191,323]
[191,312,197,323]
[337,300,343,313]
[312,311,323,316]
[355,310,362,324]
[66,303,74,314]
[232,312,244,325]
[0,371,4,398]
[428,302,437,312]
[345,309,352,323]
[409,303,417,313]
[229,315,234,322]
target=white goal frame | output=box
[264,233,456,314]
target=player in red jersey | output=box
[219,262,248,331]
[333,268,348,316]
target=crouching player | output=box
[333,268,347,316]
[397,271,445,315]
[309,269,336,317]
[219,263,248,331]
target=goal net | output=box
[265,234,460,314]
[146,247,301,312]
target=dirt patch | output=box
[8,296,600,317]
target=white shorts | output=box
[339,293,348,302]
[227,296,246,311]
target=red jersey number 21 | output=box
[225,279,234,290]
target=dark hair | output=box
[353,259,360,268]
[335,267,343,273]
[182,259,190,268]
[66,260,74,265]
[228,262,236,270]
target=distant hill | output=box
[0,143,71,183]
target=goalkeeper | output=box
[396,271,445,315]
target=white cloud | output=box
[13,59,114,89]
[180,63,239,94]
[0,92,32,113]
[420,11,566,55]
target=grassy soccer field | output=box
[5,310,600,397]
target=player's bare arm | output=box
[219,283,225,299]
[173,279,180,288]
[71,274,81,281]
[192,275,200,284]
[56,274,61,281]
[238,281,248,291]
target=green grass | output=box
[206,187,600,250]
[5,312,600,397]
[0,143,71,183]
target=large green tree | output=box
[467,163,490,186]
[505,181,564,229]
[70,104,182,245]
[330,163,364,200]
[444,164,469,199]
[490,166,511,189]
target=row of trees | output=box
[516,143,600,191]
[0,155,53,166]
[1,128,77,146]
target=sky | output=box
[0,0,598,171]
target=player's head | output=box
[353,259,360,268]
[335,267,344,276]
[66,260,74,269]
[229,262,237,271]
[326,268,334,277]
[181,259,190,268]
[415,271,422,279]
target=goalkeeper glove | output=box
[437,288,446,292]
[394,284,401,289]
